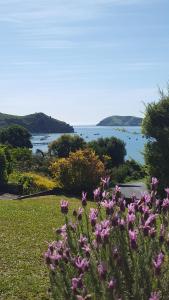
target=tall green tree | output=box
[0,125,32,148]
[142,88,169,195]
[0,148,8,186]
[88,137,126,168]
[48,134,86,157]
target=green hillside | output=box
[97,115,142,126]
[0,112,74,133]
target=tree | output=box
[10,147,33,171]
[142,88,169,195]
[48,134,86,157]
[0,148,8,186]
[88,137,126,168]
[0,125,32,148]
[50,148,105,194]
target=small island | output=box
[97,115,143,126]
[0,112,74,133]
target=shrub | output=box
[10,147,33,171]
[48,134,86,157]
[0,125,32,148]
[111,159,145,184]
[50,149,105,194]
[142,88,169,196]
[88,137,126,168]
[9,172,57,194]
[45,178,169,300]
[0,148,8,185]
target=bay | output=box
[31,125,146,163]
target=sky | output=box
[0,0,169,125]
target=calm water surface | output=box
[31,126,146,163]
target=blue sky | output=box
[0,0,169,125]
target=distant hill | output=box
[0,112,74,133]
[97,115,143,126]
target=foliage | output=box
[88,137,126,168]
[0,144,13,176]
[9,171,57,194]
[142,89,169,195]
[111,159,145,183]
[45,178,169,300]
[48,134,86,157]
[10,147,33,171]
[50,149,105,194]
[0,125,32,148]
[31,152,53,175]
[0,148,8,185]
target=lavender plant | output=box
[45,177,169,300]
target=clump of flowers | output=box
[45,178,169,299]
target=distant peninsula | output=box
[97,115,143,126]
[0,112,74,133]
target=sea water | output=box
[31,126,146,163]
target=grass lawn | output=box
[0,195,85,300]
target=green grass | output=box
[0,195,85,300]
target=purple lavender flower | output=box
[128,203,136,214]
[82,192,87,207]
[94,224,102,243]
[119,198,126,212]
[50,253,62,266]
[101,176,110,188]
[108,278,116,290]
[82,244,91,258]
[78,235,88,247]
[127,213,136,229]
[112,213,119,227]
[71,276,83,292]
[151,177,159,191]
[141,224,151,237]
[56,224,67,236]
[44,250,51,265]
[75,257,89,273]
[89,208,98,226]
[101,199,115,215]
[149,292,160,300]
[114,185,121,198]
[98,262,107,280]
[145,213,157,227]
[162,198,169,212]
[101,227,110,243]
[60,200,69,214]
[142,205,150,220]
[149,227,156,238]
[118,218,126,230]
[77,207,84,221]
[153,252,164,276]
[165,187,169,197]
[129,229,138,250]
[93,187,101,201]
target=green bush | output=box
[9,172,57,194]
[88,137,126,168]
[50,149,105,194]
[0,148,8,185]
[48,134,86,157]
[0,125,32,148]
[111,159,145,184]
[10,147,33,171]
[142,88,169,195]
